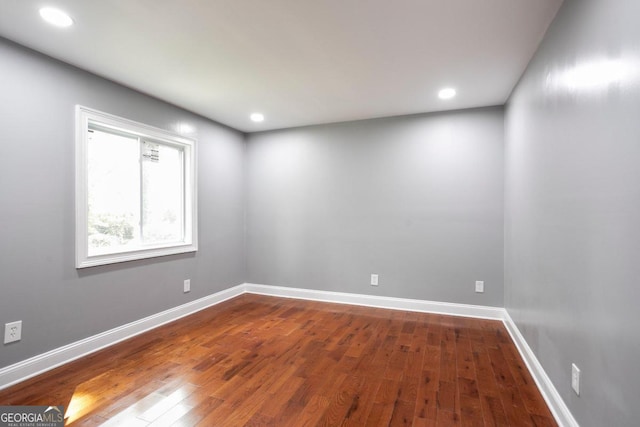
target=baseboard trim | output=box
[245,283,576,427]
[244,283,504,320]
[0,282,577,427]
[502,311,579,427]
[0,284,246,391]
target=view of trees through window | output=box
[87,127,184,255]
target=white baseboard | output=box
[246,283,577,427]
[502,311,579,427]
[0,282,577,427]
[0,284,246,391]
[244,283,505,320]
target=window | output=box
[76,106,197,268]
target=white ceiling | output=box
[0,0,562,132]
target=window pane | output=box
[77,106,196,268]
[141,142,184,244]
[87,128,140,255]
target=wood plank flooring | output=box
[0,294,557,426]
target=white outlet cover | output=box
[571,363,580,395]
[4,320,22,344]
[370,274,379,286]
[184,279,191,293]
[475,280,484,293]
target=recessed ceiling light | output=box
[250,113,265,122]
[39,7,74,28]
[438,88,456,100]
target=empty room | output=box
[0,0,638,426]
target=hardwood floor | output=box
[0,294,557,426]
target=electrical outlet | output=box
[370,274,379,286]
[475,280,484,293]
[183,279,191,293]
[571,363,580,395]
[4,321,22,344]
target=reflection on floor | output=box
[0,294,557,426]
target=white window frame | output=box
[75,105,197,268]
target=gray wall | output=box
[504,0,640,425]
[246,108,505,306]
[0,38,245,369]
[9,1,638,421]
